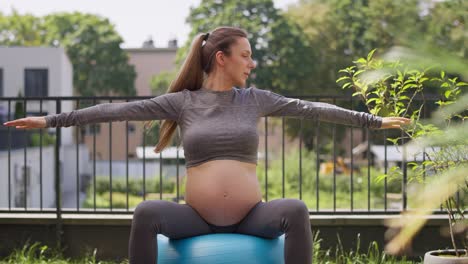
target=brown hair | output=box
[152,26,248,153]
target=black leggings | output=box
[129,198,312,264]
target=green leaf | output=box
[336,76,350,83]
[355,58,367,64]
[342,82,352,89]
[444,90,452,98]
[367,49,377,61]
[354,69,365,76]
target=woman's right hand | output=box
[3,117,47,129]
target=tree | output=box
[0,9,44,46]
[150,70,176,95]
[0,11,136,96]
[285,0,422,94]
[422,0,467,59]
[43,13,136,96]
[282,0,428,152]
[13,91,25,120]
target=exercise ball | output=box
[157,233,285,264]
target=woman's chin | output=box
[236,80,246,87]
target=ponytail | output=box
[152,33,206,153]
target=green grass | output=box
[1,233,421,264]
[313,232,420,263]
[0,242,128,264]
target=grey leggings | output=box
[129,198,312,264]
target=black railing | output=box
[0,94,447,217]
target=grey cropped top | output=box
[45,87,382,168]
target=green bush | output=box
[257,147,413,210]
[90,176,176,196]
[29,131,56,147]
[82,191,142,209]
[82,176,185,209]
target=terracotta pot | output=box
[424,249,468,264]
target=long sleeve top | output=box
[45,87,382,167]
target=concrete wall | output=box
[0,144,91,210]
[61,143,92,196]
[0,146,56,209]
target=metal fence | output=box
[0,94,452,218]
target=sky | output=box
[0,0,298,48]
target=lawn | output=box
[1,233,421,264]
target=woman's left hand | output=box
[379,117,412,129]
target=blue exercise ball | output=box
[157,233,285,264]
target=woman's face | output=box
[223,37,256,87]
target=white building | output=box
[0,46,74,144]
[0,47,90,209]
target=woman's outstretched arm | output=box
[252,87,410,129]
[3,90,186,129]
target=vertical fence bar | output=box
[93,99,97,211]
[402,131,408,211]
[23,97,27,210]
[350,97,354,212]
[109,99,113,211]
[40,99,43,211]
[8,100,11,210]
[350,126,354,212]
[143,126,146,201]
[367,128,371,211]
[159,120,163,200]
[176,139,180,203]
[299,119,303,200]
[332,98,337,211]
[55,99,63,248]
[333,123,336,212]
[125,102,129,210]
[282,117,285,198]
[76,99,80,211]
[264,116,268,202]
[315,117,320,211]
[384,130,388,211]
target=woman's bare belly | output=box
[185,160,262,226]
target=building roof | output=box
[124,47,177,53]
[136,146,265,160]
[136,146,184,159]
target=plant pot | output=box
[424,249,468,264]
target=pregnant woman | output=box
[4,26,410,264]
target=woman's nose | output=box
[250,59,257,69]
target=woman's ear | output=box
[215,51,225,67]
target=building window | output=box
[0,68,3,97]
[25,69,48,97]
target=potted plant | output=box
[337,48,467,263]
